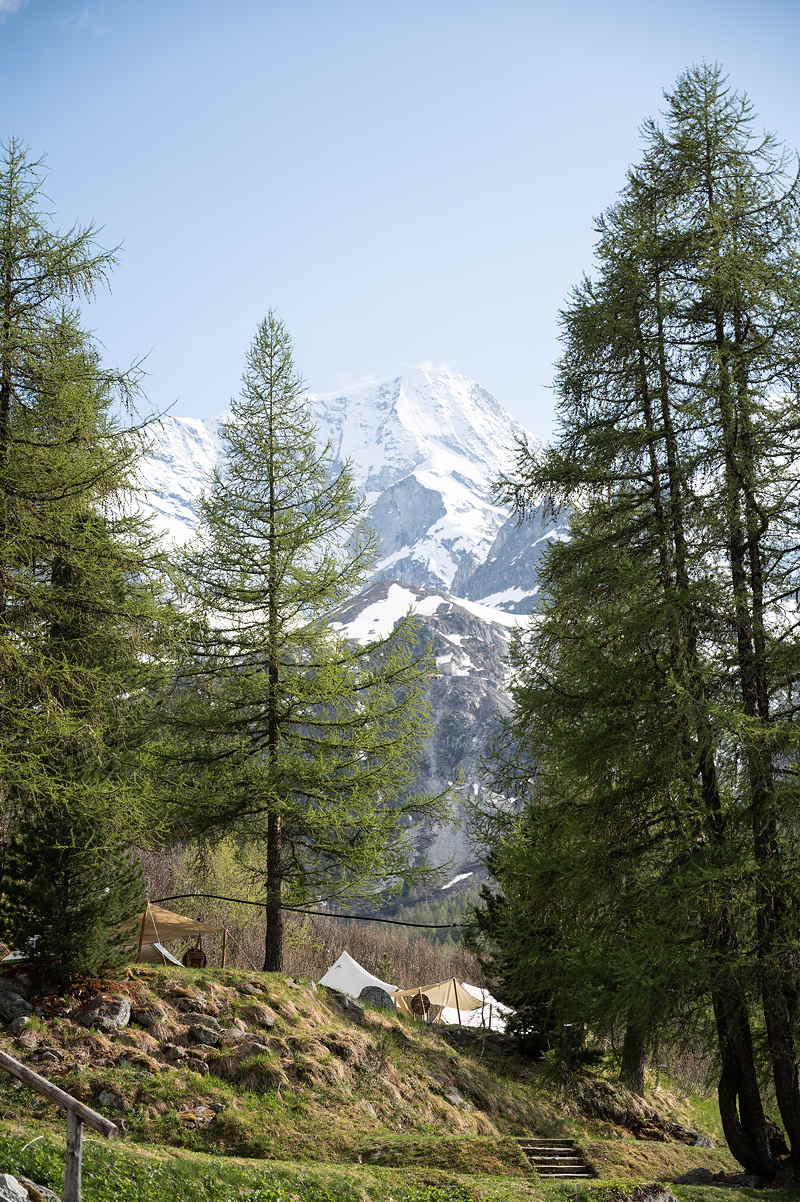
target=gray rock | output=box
[174,995,207,1013]
[7,1016,30,1037]
[235,1040,272,1059]
[444,1088,466,1107]
[160,1042,187,1062]
[189,1023,221,1047]
[131,1007,162,1029]
[218,1028,254,1047]
[237,982,262,997]
[0,1175,29,1202]
[76,996,130,1032]
[325,990,364,1025]
[692,1131,716,1147]
[96,1089,125,1112]
[184,1056,210,1075]
[195,1014,221,1030]
[0,990,33,1024]
[358,986,395,1010]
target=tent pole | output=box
[454,978,462,1028]
[136,905,149,959]
[222,929,228,969]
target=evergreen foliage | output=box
[0,802,145,990]
[0,141,175,984]
[477,65,800,1175]
[163,313,441,971]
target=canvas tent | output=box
[439,984,513,1032]
[318,951,397,999]
[394,978,484,1024]
[134,903,227,966]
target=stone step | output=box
[514,1135,595,1179]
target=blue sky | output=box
[2,0,798,432]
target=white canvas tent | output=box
[318,951,397,999]
[439,984,513,1032]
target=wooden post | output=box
[453,978,462,1028]
[221,928,228,969]
[136,904,149,959]
[63,1110,82,1202]
[0,1048,117,1202]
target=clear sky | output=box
[2,0,798,433]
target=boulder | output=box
[234,1039,272,1060]
[237,981,263,997]
[95,1088,126,1112]
[444,1088,466,1107]
[217,1028,253,1047]
[75,996,131,1032]
[184,1056,210,1076]
[326,991,364,1025]
[7,1017,30,1038]
[242,1003,276,1028]
[189,1023,221,1047]
[174,995,208,1014]
[130,1007,163,1029]
[195,1014,221,1030]
[16,1028,39,1053]
[358,986,394,1011]
[0,990,33,1024]
[0,1176,30,1202]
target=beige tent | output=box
[134,903,228,966]
[394,978,484,1024]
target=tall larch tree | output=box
[166,312,440,972]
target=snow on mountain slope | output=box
[136,364,562,610]
[137,417,217,544]
[333,581,525,645]
[312,365,531,591]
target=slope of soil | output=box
[0,964,738,1191]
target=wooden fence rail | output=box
[0,1048,118,1202]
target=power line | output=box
[153,892,469,930]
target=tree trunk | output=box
[263,810,283,972]
[713,986,776,1177]
[263,370,283,974]
[620,1018,646,1096]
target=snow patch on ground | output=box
[441,872,474,890]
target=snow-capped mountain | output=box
[138,365,564,614]
[138,365,567,878]
[311,366,533,595]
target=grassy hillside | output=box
[0,964,759,1201]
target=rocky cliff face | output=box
[138,365,568,876]
[332,580,521,872]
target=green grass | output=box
[0,966,774,1200]
[0,1119,795,1202]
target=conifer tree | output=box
[0,803,145,991]
[0,143,175,981]
[479,66,800,1175]
[166,313,439,971]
